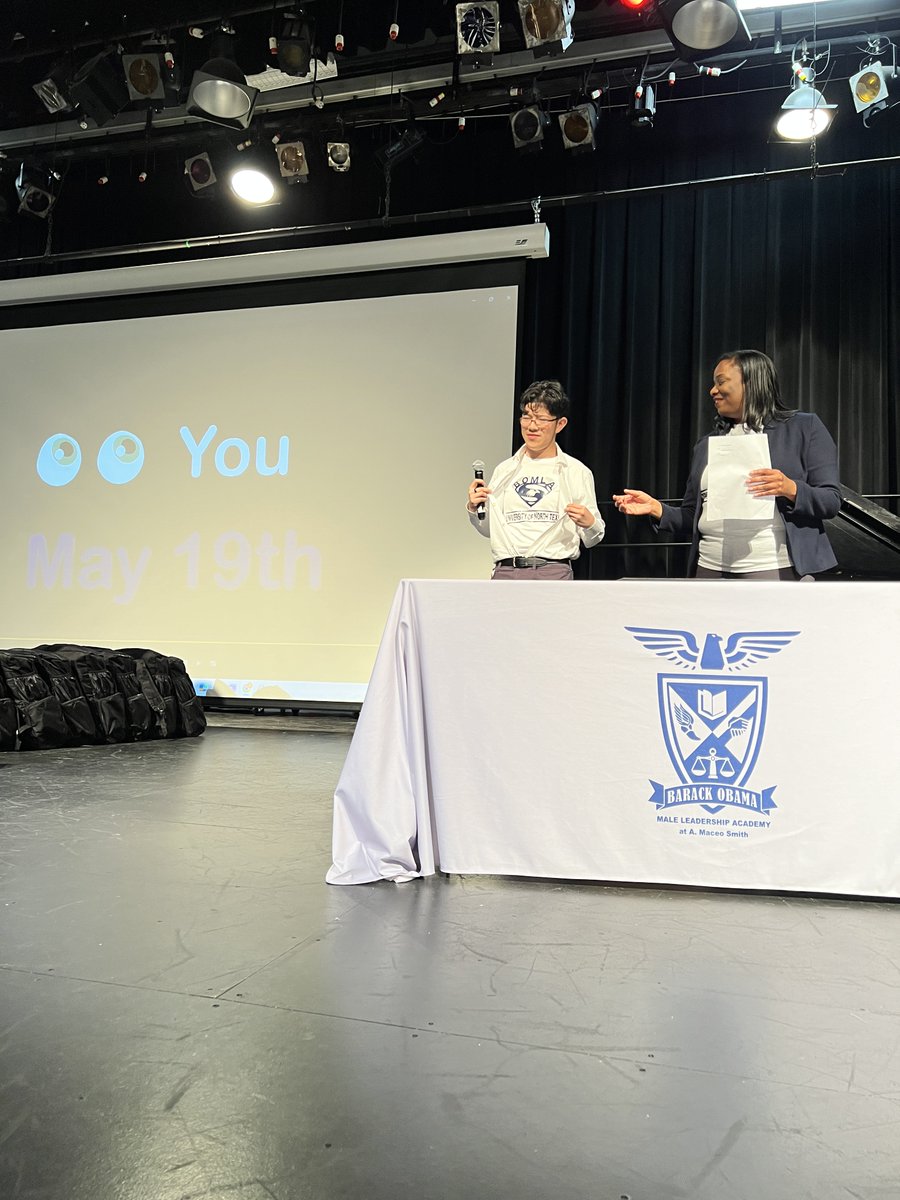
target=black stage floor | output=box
[1,715,898,1200]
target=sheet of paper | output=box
[706,434,775,521]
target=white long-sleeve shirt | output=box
[468,445,605,561]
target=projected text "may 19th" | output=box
[26,531,321,604]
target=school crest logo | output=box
[626,627,800,817]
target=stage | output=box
[1,713,899,1199]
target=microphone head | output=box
[472,459,485,472]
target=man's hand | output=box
[467,481,491,513]
[565,504,595,528]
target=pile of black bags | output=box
[0,645,206,751]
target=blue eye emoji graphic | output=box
[36,434,82,487]
[97,430,144,484]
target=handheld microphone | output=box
[472,460,486,520]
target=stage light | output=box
[374,126,424,171]
[186,31,259,131]
[15,163,58,218]
[327,142,351,172]
[656,0,750,60]
[32,65,74,115]
[230,165,276,204]
[775,82,836,139]
[276,141,310,183]
[69,50,130,127]
[849,61,897,124]
[630,83,656,128]
[518,0,575,57]
[184,152,217,193]
[510,104,550,149]
[618,0,653,9]
[559,103,598,151]
[456,3,502,56]
[277,19,313,77]
[122,53,166,102]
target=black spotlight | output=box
[374,125,424,170]
[277,19,313,77]
[510,105,550,150]
[187,31,259,131]
[15,163,59,218]
[69,50,130,126]
[657,0,751,61]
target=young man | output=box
[467,380,605,579]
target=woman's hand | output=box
[565,504,595,528]
[747,469,797,502]
[467,480,491,513]
[612,489,663,520]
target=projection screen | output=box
[0,255,524,703]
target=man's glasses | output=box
[519,411,559,426]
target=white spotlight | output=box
[230,167,276,204]
[276,141,310,183]
[849,61,897,124]
[775,82,836,140]
[327,142,351,173]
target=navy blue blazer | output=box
[656,412,842,576]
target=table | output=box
[327,579,900,897]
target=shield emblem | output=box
[658,674,767,812]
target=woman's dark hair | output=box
[713,349,794,433]
[519,379,570,420]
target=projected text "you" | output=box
[179,425,290,478]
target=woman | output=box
[613,350,841,579]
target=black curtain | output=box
[519,101,900,578]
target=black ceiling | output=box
[0,1,645,128]
[2,1,900,269]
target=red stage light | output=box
[619,0,653,9]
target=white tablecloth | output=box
[327,579,900,897]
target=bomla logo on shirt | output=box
[514,475,555,507]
